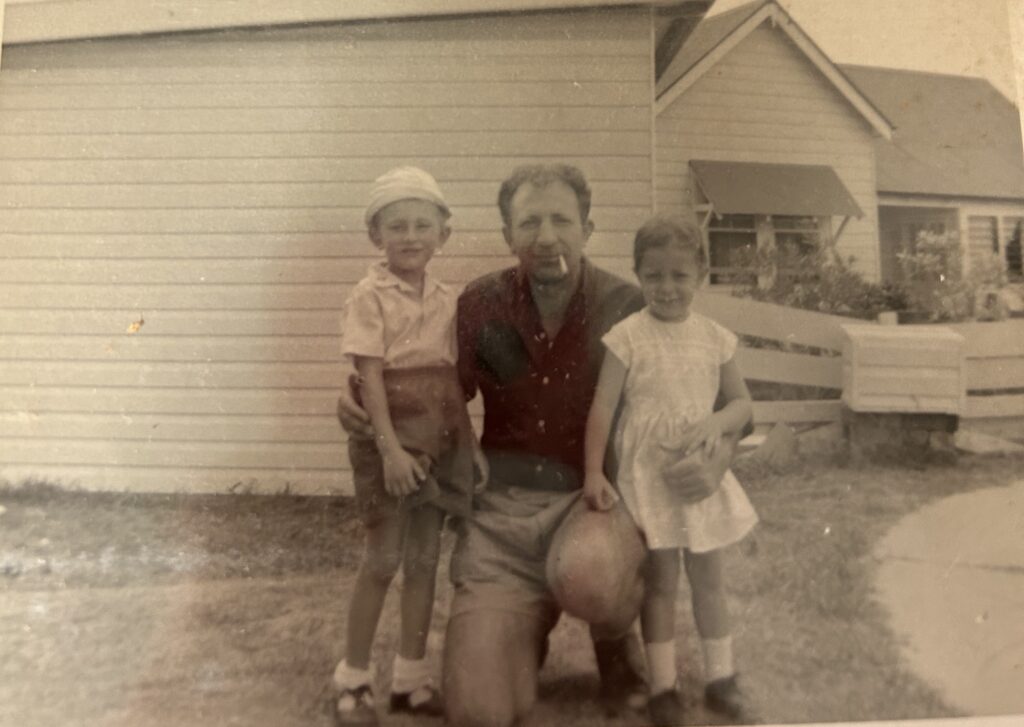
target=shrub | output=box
[732,245,905,321]
[896,230,1008,322]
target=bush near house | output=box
[733,232,1018,323]
[733,245,905,321]
[897,230,1013,322]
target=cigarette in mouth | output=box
[558,254,568,276]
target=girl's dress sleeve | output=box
[341,285,386,360]
[715,320,738,365]
[601,318,633,369]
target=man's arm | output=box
[455,292,479,402]
[336,357,373,437]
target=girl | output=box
[333,167,484,726]
[583,215,758,727]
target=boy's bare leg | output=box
[397,504,444,660]
[345,513,405,669]
[443,609,546,727]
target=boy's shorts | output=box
[348,436,441,526]
[349,365,475,526]
[449,483,581,623]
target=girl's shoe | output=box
[648,689,684,727]
[334,685,377,726]
[705,674,753,722]
[389,684,445,717]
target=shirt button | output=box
[542,376,550,385]
[535,464,543,473]
[538,420,546,432]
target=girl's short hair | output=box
[633,215,707,271]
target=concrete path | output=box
[874,480,1024,716]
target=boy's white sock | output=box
[645,640,677,695]
[333,659,373,691]
[391,654,432,695]
[701,636,735,683]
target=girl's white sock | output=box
[701,636,735,683]
[391,654,432,694]
[333,660,372,691]
[645,640,677,695]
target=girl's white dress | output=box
[603,308,758,551]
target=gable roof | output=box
[841,65,1024,201]
[655,0,767,97]
[1,0,707,45]
[654,0,892,140]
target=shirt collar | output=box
[368,260,448,297]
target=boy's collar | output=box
[368,260,446,296]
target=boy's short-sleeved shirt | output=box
[341,261,458,368]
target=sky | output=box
[708,0,1022,105]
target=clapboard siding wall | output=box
[0,9,653,494]
[655,21,881,280]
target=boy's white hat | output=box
[365,166,450,226]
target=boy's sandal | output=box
[389,684,445,717]
[334,684,378,726]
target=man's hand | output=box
[660,433,735,504]
[583,472,619,511]
[337,372,374,438]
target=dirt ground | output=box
[2,455,1021,727]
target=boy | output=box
[332,167,481,726]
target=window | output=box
[706,214,757,285]
[706,213,827,286]
[1002,217,1022,281]
[900,221,948,253]
[968,215,998,263]
[773,215,821,257]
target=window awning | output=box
[689,160,863,218]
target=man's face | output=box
[502,180,593,285]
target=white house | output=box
[841,64,1024,284]
[654,0,893,285]
[0,0,712,494]
[654,0,1024,287]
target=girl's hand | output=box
[583,472,619,511]
[679,416,724,458]
[382,447,426,498]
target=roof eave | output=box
[2,0,699,45]
[878,189,1024,204]
[655,2,894,140]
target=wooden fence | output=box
[948,319,1024,440]
[694,292,1024,441]
[693,292,845,431]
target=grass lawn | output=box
[1,454,1021,726]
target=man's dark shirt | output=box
[457,259,643,491]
